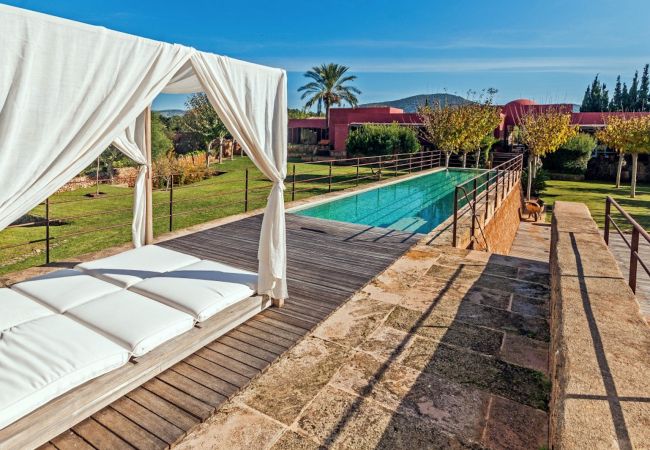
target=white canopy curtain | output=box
[0,5,289,301]
[111,112,148,248]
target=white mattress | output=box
[0,288,53,331]
[131,259,257,322]
[0,314,129,430]
[75,245,201,288]
[12,269,122,313]
[65,289,195,357]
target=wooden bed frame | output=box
[0,295,271,450]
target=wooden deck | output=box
[35,214,421,450]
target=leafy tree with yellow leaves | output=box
[457,98,502,168]
[517,108,577,199]
[418,101,466,168]
[598,116,650,197]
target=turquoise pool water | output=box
[294,169,485,234]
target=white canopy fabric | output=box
[0,5,288,299]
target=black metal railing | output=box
[452,154,524,249]
[1,150,443,274]
[604,196,650,294]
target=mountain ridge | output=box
[360,93,470,113]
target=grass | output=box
[541,179,650,231]
[0,156,417,275]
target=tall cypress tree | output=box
[600,83,609,112]
[629,71,639,111]
[639,64,649,111]
[610,75,623,111]
[580,85,592,112]
[622,83,630,111]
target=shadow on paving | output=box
[323,252,551,449]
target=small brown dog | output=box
[521,199,545,221]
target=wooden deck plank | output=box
[183,354,250,388]
[171,362,239,398]
[110,397,184,446]
[72,418,134,450]
[50,430,94,450]
[156,371,227,409]
[142,379,213,421]
[217,334,279,363]
[92,408,167,450]
[194,347,261,379]
[204,341,269,371]
[126,388,199,433]
[25,214,420,450]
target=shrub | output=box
[152,152,210,188]
[346,123,420,156]
[542,133,596,174]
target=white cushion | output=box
[0,288,53,331]
[131,260,257,322]
[75,245,201,288]
[65,290,194,357]
[12,269,122,313]
[0,314,129,430]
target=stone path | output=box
[509,220,551,263]
[175,236,551,449]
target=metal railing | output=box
[452,154,524,249]
[1,150,443,273]
[604,196,650,294]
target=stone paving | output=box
[175,240,551,449]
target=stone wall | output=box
[549,201,650,449]
[480,181,522,254]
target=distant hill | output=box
[360,93,470,113]
[155,109,185,118]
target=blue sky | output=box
[4,0,650,110]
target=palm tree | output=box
[298,63,361,124]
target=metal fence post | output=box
[409,154,412,173]
[485,172,491,221]
[452,187,458,247]
[45,197,50,264]
[604,197,611,245]
[471,178,477,248]
[494,169,499,210]
[244,168,249,212]
[378,156,383,180]
[630,227,640,293]
[356,158,360,186]
[291,164,296,201]
[169,174,174,232]
[328,161,333,192]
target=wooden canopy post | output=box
[144,105,154,244]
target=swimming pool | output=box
[292,168,485,234]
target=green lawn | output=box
[0,156,413,275]
[541,179,650,231]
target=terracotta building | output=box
[288,99,650,156]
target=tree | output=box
[629,71,640,111]
[418,101,466,168]
[599,116,650,197]
[151,112,173,160]
[596,116,633,188]
[455,92,501,168]
[622,83,630,111]
[629,117,650,197]
[639,64,649,111]
[298,63,361,124]
[610,76,623,111]
[183,93,230,166]
[517,108,577,199]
